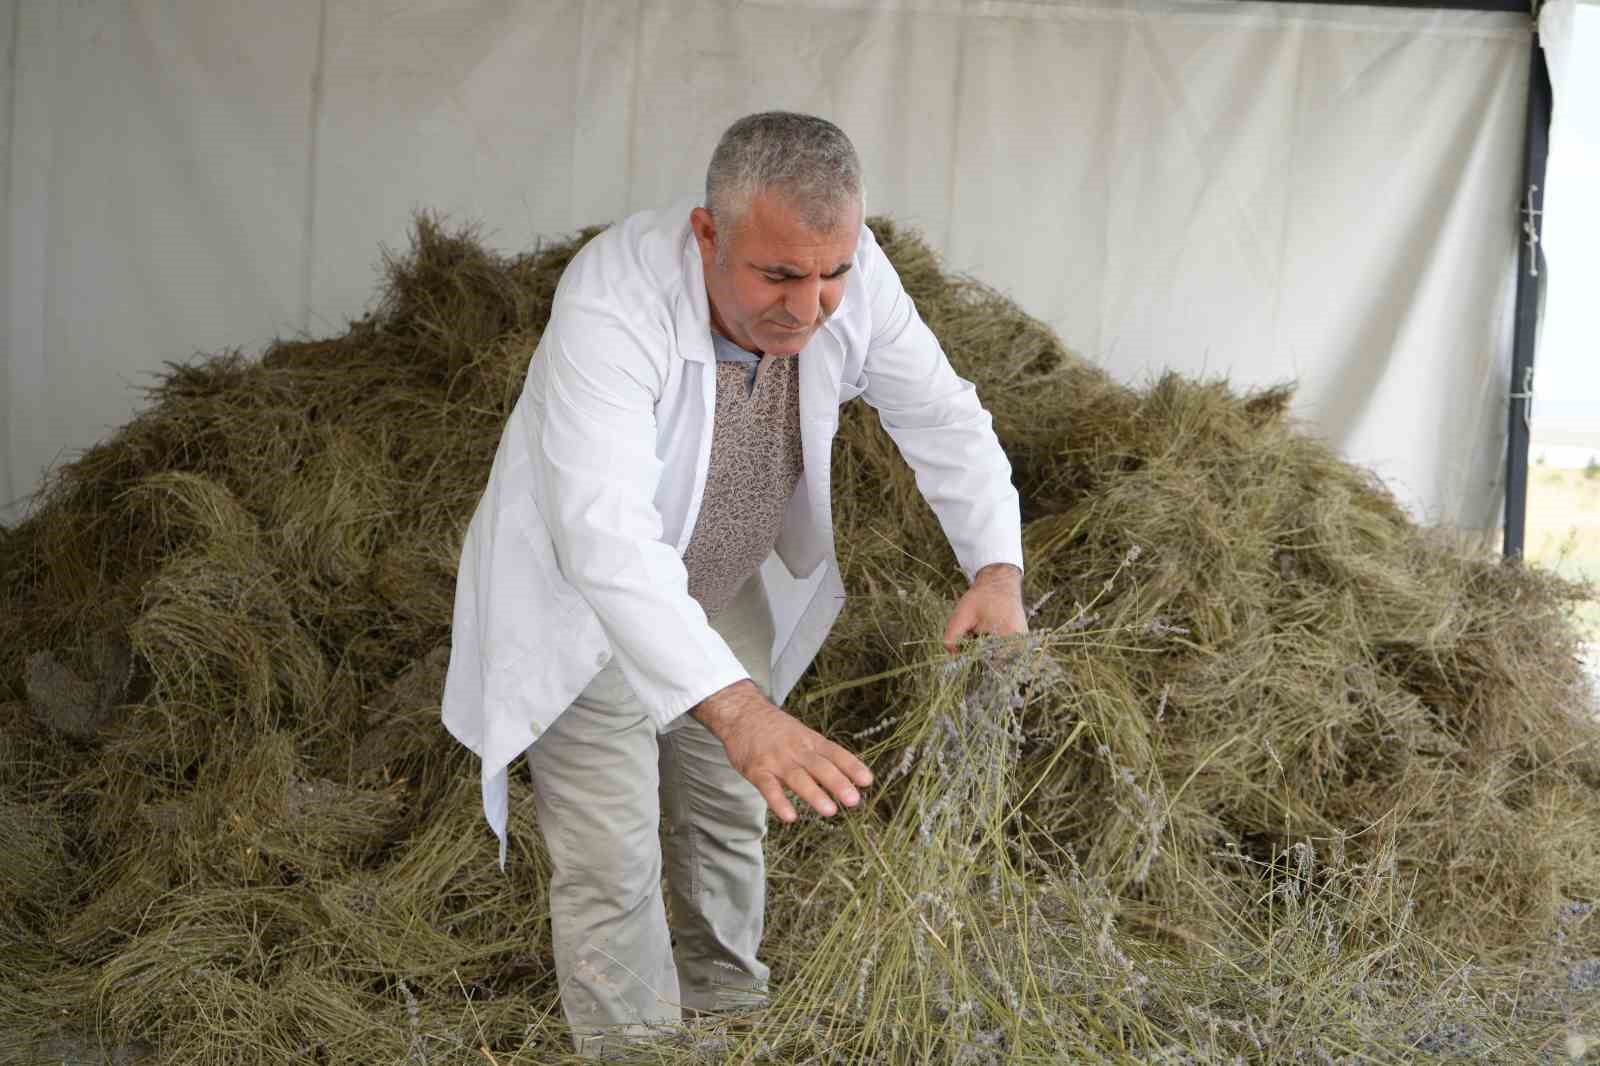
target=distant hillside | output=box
[1533,427,1600,450]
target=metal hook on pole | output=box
[1521,183,1542,279]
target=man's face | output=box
[691,189,862,357]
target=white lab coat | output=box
[441,197,1024,866]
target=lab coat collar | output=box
[676,228,715,366]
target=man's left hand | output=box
[942,563,1028,654]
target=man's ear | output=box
[689,207,718,260]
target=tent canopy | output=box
[0,0,1554,538]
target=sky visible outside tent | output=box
[1535,1,1600,430]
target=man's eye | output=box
[762,273,788,283]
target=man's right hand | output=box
[690,680,874,823]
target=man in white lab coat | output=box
[442,112,1026,1055]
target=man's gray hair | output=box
[705,111,864,246]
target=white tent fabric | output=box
[2,0,1533,534]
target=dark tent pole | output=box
[1504,30,1551,561]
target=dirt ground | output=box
[1526,460,1600,644]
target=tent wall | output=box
[1,0,1531,533]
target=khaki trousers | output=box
[526,570,774,1057]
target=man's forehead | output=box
[737,192,860,259]
[739,229,859,273]
[749,241,858,272]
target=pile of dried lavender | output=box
[1,215,1596,1063]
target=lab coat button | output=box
[596,651,610,667]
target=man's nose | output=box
[785,280,822,325]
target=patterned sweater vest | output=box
[680,352,806,616]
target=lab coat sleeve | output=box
[530,290,751,729]
[857,224,1025,585]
